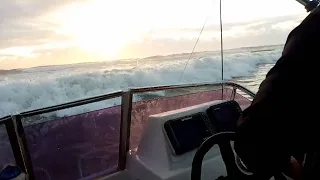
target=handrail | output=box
[224,82,255,98]
[129,81,255,98]
[1,82,254,119]
[130,81,226,93]
[0,116,11,125]
[129,81,255,97]
[19,91,124,118]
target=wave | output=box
[0,69,22,75]
[0,49,281,118]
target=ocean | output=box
[0,44,283,179]
[0,44,283,118]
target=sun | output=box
[54,0,136,58]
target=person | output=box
[234,5,320,180]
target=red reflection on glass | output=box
[23,106,121,180]
[130,89,242,149]
[234,93,252,110]
[1,88,252,180]
[130,89,252,149]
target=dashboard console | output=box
[163,100,242,155]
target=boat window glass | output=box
[130,87,250,150]
[0,123,16,170]
[234,89,252,110]
[21,100,121,180]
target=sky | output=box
[0,0,307,69]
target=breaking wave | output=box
[0,47,281,118]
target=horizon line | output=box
[1,44,284,71]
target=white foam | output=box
[0,48,281,118]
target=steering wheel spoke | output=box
[219,142,237,179]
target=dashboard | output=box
[163,100,242,155]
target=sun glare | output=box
[55,0,140,57]
[52,0,305,58]
[53,0,217,58]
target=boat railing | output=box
[0,81,255,180]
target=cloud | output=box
[119,14,306,58]
[0,0,307,69]
[0,46,106,70]
[149,14,305,39]
[1,0,89,21]
[0,0,83,49]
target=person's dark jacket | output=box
[234,7,320,180]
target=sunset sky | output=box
[0,0,307,69]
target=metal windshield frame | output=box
[0,81,255,180]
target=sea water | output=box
[0,45,283,118]
[0,44,283,179]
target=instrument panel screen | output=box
[163,101,242,155]
[206,101,242,133]
[163,113,211,155]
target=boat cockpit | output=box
[1,1,319,180]
[0,82,256,180]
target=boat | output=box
[0,0,318,180]
[0,82,254,180]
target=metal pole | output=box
[5,117,25,172]
[5,115,35,180]
[15,115,35,180]
[118,91,133,170]
[219,0,224,100]
[231,87,237,100]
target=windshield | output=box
[0,0,308,117]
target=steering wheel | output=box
[191,132,249,180]
[191,132,289,180]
